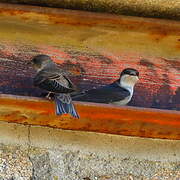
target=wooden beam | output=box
[0,94,179,140]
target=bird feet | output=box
[40,92,55,100]
[46,92,52,100]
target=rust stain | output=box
[60,60,85,76]
[149,32,168,42]
[175,42,180,50]
[0,45,179,110]
[0,95,179,140]
[0,3,179,36]
[0,3,179,111]
[139,59,156,69]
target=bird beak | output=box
[135,76,139,82]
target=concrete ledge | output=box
[0,121,29,146]
[31,126,180,162]
[0,121,179,162]
[0,121,180,179]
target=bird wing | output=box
[33,69,76,93]
[72,82,130,103]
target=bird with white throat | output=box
[72,68,139,106]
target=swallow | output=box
[72,68,139,105]
[29,54,79,118]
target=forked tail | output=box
[55,94,79,118]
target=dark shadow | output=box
[171,87,180,110]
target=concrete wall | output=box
[0,121,179,180]
[1,0,180,20]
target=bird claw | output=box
[46,96,52,100]
[45,92,55,100]
[46,92,52,100]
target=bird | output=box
[29,54,79,118]
[72,68,139,106]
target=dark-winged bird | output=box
[72,68,139,105]
[30,55,79,118]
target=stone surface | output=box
[48,149,180,180]
[1,0,180,20]
[0,145,179,180]
[0,122,29,147]
[0,146,32,180]
[0,121,179,179]
[29,149,52,180]
[30,126,180,162]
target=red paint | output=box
[0,44,179,110]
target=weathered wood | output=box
[0,94,179,140]
[0,3,179,111]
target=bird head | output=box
[29,55,53,71]
[119,68,139,89]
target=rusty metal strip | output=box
[0,94,179,140]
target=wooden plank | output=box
[0,94,179,140]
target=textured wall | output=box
[0,121,180,180]
[0,0,180,20]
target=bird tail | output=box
[55,94,79,118]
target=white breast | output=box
[110,79,134,106]
[111,95,132,105]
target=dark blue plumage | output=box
[55,95,79,118]
[72,81,130,103]
[72,68,139,105]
